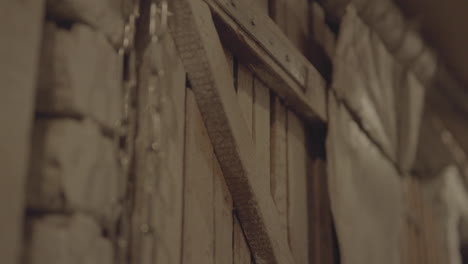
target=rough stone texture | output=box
[46,0,124,47]
[327,94,403,264]
[28,119,122,222]
[332,6,424,170]
[26,214,113,264]
[37,22,122,128]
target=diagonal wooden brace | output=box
[169,0,296,263]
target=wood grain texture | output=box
[270,96,288,241]
[207,0,327,122]
[183,89,214,264]
[253,78,271,191]
[214,157,233,264]
[170,0,294,262]
[287,111,309,264]
[0,1,45,263]
[309,159,337,264]
[237,64,254,134]
[153,35,186,264]
[132,33,186,264]
[234,217,252,264]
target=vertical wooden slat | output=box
[254,78,271,190]
[252,0,272,222]
[0,1,45,263]
[310,157,337,264]
[270,0,287,31]
[256,0,269,16]
[237,63,254,133]
[270,0,308,54]
[234,60,254,264]
[285,0,308,54]
[183,89,214,264]
[270,96,288,240]
[214,157,234,264]
[155,35,186,264]
[234,217,251,264]
[287,111,309,264]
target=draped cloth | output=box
[327,5,427,264]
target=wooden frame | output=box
[205,0,327,122]
[170,0,296,262]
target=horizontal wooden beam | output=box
[169,0,295,262]
[205,0,327,122]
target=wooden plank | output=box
[308,2,334,79]
[270,96,288,240]
[183,89,214,264]
[253,78,271,190]
[214,157,234,264]
[154,35,186,264]
[286,0,309,54]
[237,64,254,133]
[310,2,336,59]
[287,112,309,264]
[205,0,319,88]
[309,158,337,264]
[0,1,45,264]
[234,217,252,264]
[170,0,295,262]
[207,0,327,121]
[132,33,186,264]
[256,0,269,15]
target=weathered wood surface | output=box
[0,1,45,263]
[170,0,294,262]
[270,96,288,241]
[307,2,335,79]
[237,64,254,133]
[153,34,186,264]
[309,2,336,59]
[234,217,252,264]
[46,0,124,47]
[287,112,309,264]
[207,0,327,122]
[183,89,215,264]
[132,34,186,264]
[214,158,234,264]
[309,158,337,264]
[253,78,271,191]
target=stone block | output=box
[37,22,122,128]
[26,214,113,264]
[28,119,122,221]
[46,0,124,46]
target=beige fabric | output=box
[332,6,425,171]
[327,95,403,264]
[421,166,468,264]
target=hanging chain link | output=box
[114,0,140,263]
[138,0,171,262]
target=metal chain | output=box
[138,0,171,262]
[114,0,140,263]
